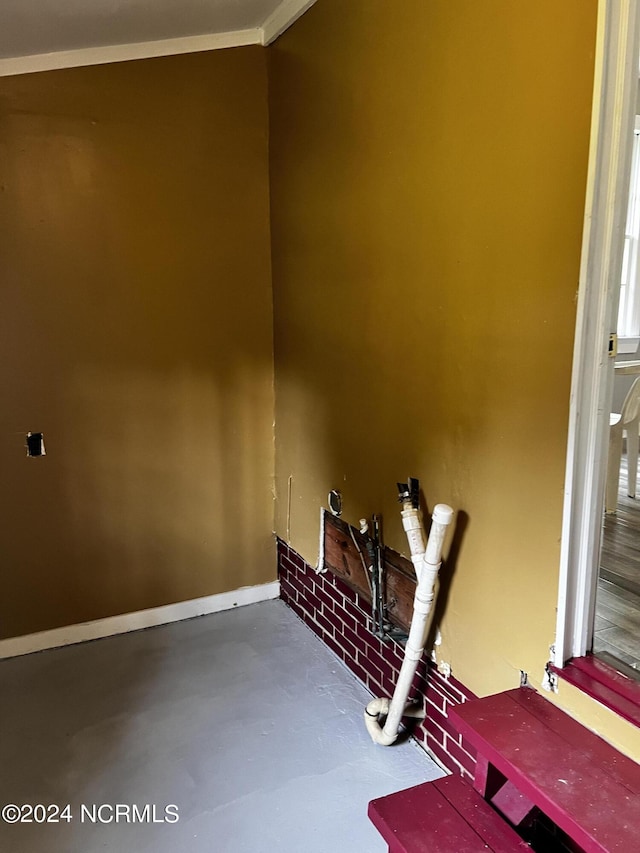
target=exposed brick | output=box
[424,722,453,753]
[332,601,358,634]
[341,595,367,624]
[306,617,324,641]
[378,658,399,691]
[364,663,384,693]
[382,641,406,671]
[280,542,477,781]
[313,609,335,638]
[315,584,335,614]
[362,644,389,679]
[341,623,370,658]
[424,717,446,748]
[424,703,462,746]
[279,553,297,575]
[314,570,330,591]
[378,672,396,700]
[411,724,428,744]
[446,737,477,776]
[349,613,370,640]
[322,631,346,661]
[287,549,306,571]
[301,588,321,612]
[384,655,401,681]
[427,667,448,689]
[296,595,317,622]
[366,672,383,698]
[280,589,296,608]
[286,598,305,622]
[428,672,452,694]
[460,735,477,762]
[424,686,446,714]
[278,574,297,598]
[344,657,369,687]
[278,572,292,593]
[434,676,469,707]
[294,567,316,592]
[277,565,290,583]
[411,666,430,697]
[276,539,289,561]
[331,574,359,603]
[363,619,390,655]
[281,576,295,592]
[449,672,477,701]
[416,658,430,683]
[426,735,459,775]
[334,632,357,663]
[286,572,307,598]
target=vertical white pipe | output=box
[365,503,453,746]
[381,504,453,742]
[400,506,428,582]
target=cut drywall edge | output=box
[0,580,280,658]
[317,505,327,573]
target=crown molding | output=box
[0,0,317,77]
[261,0,317,45]
[0,28,261,77]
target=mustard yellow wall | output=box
[0,48,275,639]
[269,1,597,697]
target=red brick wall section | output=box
[277,538,477,780]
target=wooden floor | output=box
[594,455,640,674]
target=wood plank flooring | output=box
[594,454,640,673]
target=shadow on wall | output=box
[426,509,470,655]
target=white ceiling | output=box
[0,0,315,75]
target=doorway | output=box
[593,115,640,674]
[555,0,640,670]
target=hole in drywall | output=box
[26,432,45,457]
[328,489,342,516]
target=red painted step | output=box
[449,687,640,853]
[368,774,529,852]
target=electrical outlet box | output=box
[26,432,45,457]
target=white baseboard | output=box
[0,580,280,659]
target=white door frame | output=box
[555,0,640,667]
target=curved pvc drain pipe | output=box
[365,501,453,745]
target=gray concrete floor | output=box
[0,599,443,853]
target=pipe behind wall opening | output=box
[365,500,453,746]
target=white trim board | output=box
[555,0,640,667]
[0,580,280,659]
[0,0,317,77]
[261,0,318,46]
[0,29,261,77]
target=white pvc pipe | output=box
[365,502,453,745]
